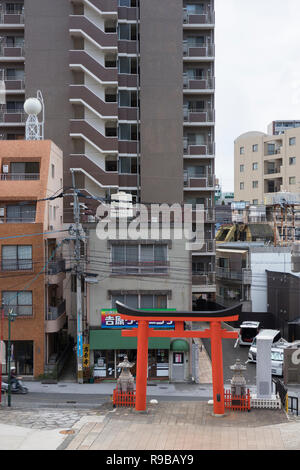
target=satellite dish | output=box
[24,97,42,116]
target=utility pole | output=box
[71,170,84,384]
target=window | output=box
[252,162,258,171]
[240,182,244,190]
[289,177,296,185]
[119,90,137,108]
[289,137,296,146]
[105,159,118,172]
[289,157,296,165]
[186,3,205,14]
[119,157,138,174]
[6,204,36,223]
[252,181,258,188]
[6,68,24,80]
[105,125,117,137]
[6,36,24,47]
[111,244,168,274]
[6,3,24,14]
[267,143,275,155]
[6,101,24,113]
[112,294,167,309]
[240,147,245,155]
[2,245,32,271]
[118,57,137,74]
[119,0,137,6]
[253,199,258,205]
[105,55,117,68]
[119,123,138,141]
[51,164,55,178]
[240,164,244,173]
[118,23,137,41]
[105,90,117,103]
[2,291,33,316]
[9,162,39,180]
[252,144,258,152]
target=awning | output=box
[170,339,189,352]
[89,329,170,350]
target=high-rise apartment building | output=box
[0,0,216,303]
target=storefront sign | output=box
[83,344,90,368]
[101,309,175,329]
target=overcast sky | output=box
[215,0,300,192]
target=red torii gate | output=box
[115,301,241,416]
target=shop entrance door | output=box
[172,352,185,382]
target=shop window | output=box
[3,340,33,375]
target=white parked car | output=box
[248,330,300,376]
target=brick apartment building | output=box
[0,140,65,377]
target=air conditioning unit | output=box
[2,165,8,173]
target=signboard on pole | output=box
[83,344,90,369]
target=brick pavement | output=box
[62,401,300,451]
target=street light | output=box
[7,308,17,407]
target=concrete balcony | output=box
[183,139,215,156]
[183,106,215,124]
[183,74,215,91]
[70,119,118,152]
[0,13,25,26]
[216,267,252,285]
[47,259,66,285]
[0,46,25,60]
[69,50,118,84]
[118,40,138,54]
[69,84,118,118]
[192,271,216,286]
[183,8,215,26]
[0,108,26,125]
[45,300,66,334]
[118,6,138,21]
[118,74,138,87]
[183,42,215,58]
[184,172,215,190]
[69,15,117,49]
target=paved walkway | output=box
[62,401,300,451]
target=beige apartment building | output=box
[234,127,300,204]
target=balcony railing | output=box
[192,240,216,253]
[183,138,215,156]
[47,300,66,321]
[183,41,215,57]
[0,173,39,181]
[183,73,215,90]
[264,167,282,175]
[0,13,25,24]
[192,271,216,286]
[183,8,215,25]
[216,267,252,284]
[0,108,26,123]
[183,106,215,123]
[48,259,66,276]
[0,45,25,57]
[184,172,215,189]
